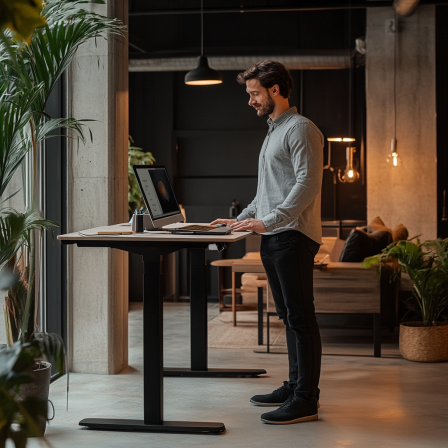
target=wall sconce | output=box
[338,147,359,183]
[387,138,402,167]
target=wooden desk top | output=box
[58,223,250,244]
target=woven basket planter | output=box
[399,322,448,362]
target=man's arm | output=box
[236,194,257,221]
[261,123,323,233]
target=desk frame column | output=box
[143,254,163,423]
[164,247,266,378]
[190,249,208,371]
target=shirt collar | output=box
[267,106,298,128]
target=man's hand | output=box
[210,218,236,227]
[230,219,267,233]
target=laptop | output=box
[133,165,232,235]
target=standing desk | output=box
[58,224,265,434]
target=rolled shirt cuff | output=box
[261,212,286,232]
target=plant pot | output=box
[399,322,448,362]
[19,361,51,435]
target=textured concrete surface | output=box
[65,0,129,374]
[22,303,448,448]
[366,6,437,240]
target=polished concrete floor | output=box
[25,303,448,448]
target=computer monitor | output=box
[133,165,184,228]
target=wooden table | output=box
[231,259,266,326]
[58,224,266,435]
[232,258,383,357]
[210,258,260,313]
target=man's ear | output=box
[272,84,280,96]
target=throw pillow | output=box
[339,228,393,262]
[392,223,409,242]
[367,216,392,234]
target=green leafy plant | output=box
[128,135,155,215]
[1,209,57,345]
[0,4,123,444]
[0,341,48,447]
[1,0,123,347]
[362,238,448,327]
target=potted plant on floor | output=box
[0,341,48,447]
[0,0,123,438]
[362,238,448,362]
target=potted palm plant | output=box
[0,0,123,438]
[362,238,448,362]
[0,341,48,447]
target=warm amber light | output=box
[185,79,223,85]
[327,137,355,142]
[393,156,398,166]
[348,169,354,178]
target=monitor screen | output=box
[133,166,181,220]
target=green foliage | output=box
[0,0,123,345]
[0,341,48,447]
[0,209,58,344]
[362,238,448,326]
[0,3,121,446]
[0,0,46,43]
[128,136,155,215]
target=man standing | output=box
[212,60,323,425]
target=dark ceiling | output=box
[128,1,374,58]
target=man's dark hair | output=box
[236,60,294,99]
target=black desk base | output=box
[164,367,266,378]
[79,418,225,435]
[68,240,266,435]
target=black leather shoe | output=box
[250,381,294,406]
[260,396,318,425]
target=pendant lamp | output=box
[387,13,403,168]
[185,0,222,86]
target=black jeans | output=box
[260,230,321,402]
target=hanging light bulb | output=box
[185,0,222,86]
[338,147,359,183]
[387,138,402,167]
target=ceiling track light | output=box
[185,0,222,86]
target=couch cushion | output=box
[392,223,409,242]
[339,228,393,262]
[367,216,392,235]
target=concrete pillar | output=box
[366,6,436,240]
[66,1,129,374]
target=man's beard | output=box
[255,92,275,117]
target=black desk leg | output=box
[79,254,225,434]
[373,313,381,358]
[164,248,266,379]
[258,286,263,346]
[190,249,208,371]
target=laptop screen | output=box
[133,166,181,220]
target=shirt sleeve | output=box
[261,123,323,232]
[236,194,257,221]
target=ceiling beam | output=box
[128,1,447,16]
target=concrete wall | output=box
[366,6,437,240]
[66,1,129,374]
